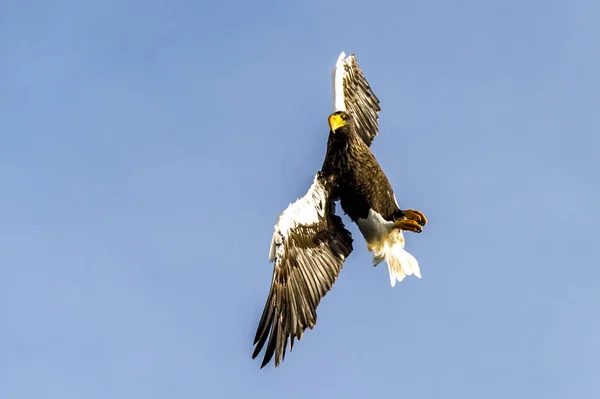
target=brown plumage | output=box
[321,111,404,223]
[252,52,427,369]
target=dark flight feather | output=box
[252,173,353,368]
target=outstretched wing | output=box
[252,172,353,368]
[332,52,381,147]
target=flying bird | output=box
[252,52,428,368]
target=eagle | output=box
[252,52,428,368]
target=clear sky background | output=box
[1,0,599,398]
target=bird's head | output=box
[328,111,351,133]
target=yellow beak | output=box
[328,113,347,132]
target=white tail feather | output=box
[370,230,421,287]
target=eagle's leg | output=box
[394,218,423,233]
[403,209,428,226]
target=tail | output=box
[371,230,421,287]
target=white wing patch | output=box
[332,51,347,112]
[269,174,328,262]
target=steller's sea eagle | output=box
[252,52,428,368]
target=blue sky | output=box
[1,0,599,397]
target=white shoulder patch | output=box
[269,175,328,261]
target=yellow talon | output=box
[403,209,428,226]
[393,219,423,233]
